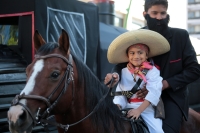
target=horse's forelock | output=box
[36,42,59,55]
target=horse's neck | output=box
[55,84,96,132]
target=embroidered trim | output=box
[170,58,181,63]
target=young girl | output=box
[107,29,170,133]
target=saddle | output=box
[121,108,150,133]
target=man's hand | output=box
[136,80,168,98]
[162,80,170,90]
[136,87,148,99]
[104,73,119,87]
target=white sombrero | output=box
[107,29,170,64]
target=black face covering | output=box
[144,14,170,36]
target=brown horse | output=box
[7,29,132,133]
[7,29,200,133]
[180,108,200,133]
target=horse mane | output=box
[72,53,125,132]
[37,43,124,133]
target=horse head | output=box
[7,29,76,133]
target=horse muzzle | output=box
[7,105,33,133]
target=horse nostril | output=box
[17,110,27,126]
[19,110,26,120]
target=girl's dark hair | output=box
[144,0,168,12]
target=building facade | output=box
[188,0,200,39]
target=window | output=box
[114,17,123,27]
[195,11,200,17]
[188,26,194,33]
[0,25,18,45]
[188,11,195,18]
[188,10,200,19]
[188,25,200,33]
[188,0,195,3]
[195,25,200,32]
[188,0,200,3]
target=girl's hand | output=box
[127,108,142,120]
[104,73,119,87]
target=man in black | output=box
[104,0,200,132]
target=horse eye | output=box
[51,71,60,79]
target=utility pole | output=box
[123,0,132,29]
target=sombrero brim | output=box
[107,29,170,64]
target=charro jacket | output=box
[112,27,200,120]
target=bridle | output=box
[11,53,114,132]
[11,53,74,131]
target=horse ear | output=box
[58,29,70,54]
[34,30,46,51]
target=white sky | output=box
[114,0,187,29]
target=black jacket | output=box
[112,27,200,120]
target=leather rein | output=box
[11,53,113,132]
